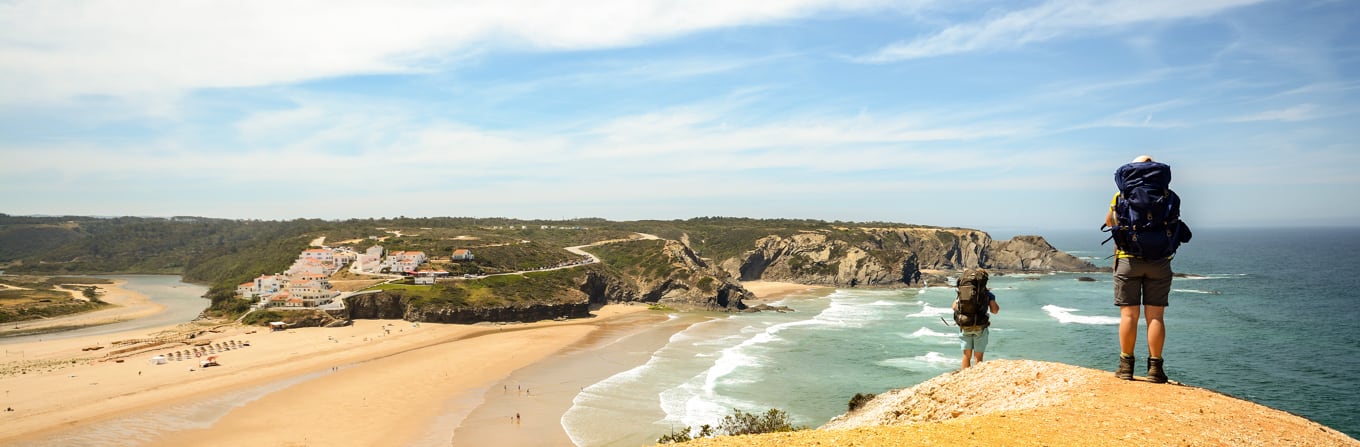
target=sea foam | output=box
[907,303,953,318]
[907,327,957,339]
[878,351,956,370]
[1042,305,1120,325]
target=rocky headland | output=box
[720,228,1097,287]
[322,228,1094,325]
[673,360,1359,447]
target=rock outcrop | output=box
[341,292,590,324]
[606,240,752,311]
[407,301,589,324]
[677,360,1360,447]
[986,235,1095,272]
[326,227,1095,325]
[716,228,1098,287]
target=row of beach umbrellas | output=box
[161,340,247,361]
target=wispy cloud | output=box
[1222,104,1322,122]
[0,0,888,104]
[855,0,1265,62]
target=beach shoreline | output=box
[0,281,825,446]
[446,281,831,447]
[1,279,167,337]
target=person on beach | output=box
[1103,155,1191,383]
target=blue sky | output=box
[2,0,1357,232]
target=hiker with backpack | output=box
[952,268,999,369]
[1102,155,1192,383]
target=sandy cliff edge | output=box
[676,359,1358,447]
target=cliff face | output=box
[342,292,590,324]
[716,228,1098,287]
[987,235,1097,272]
[337,240,756,323]
[622,240,751,311]
[331,227,1096,324]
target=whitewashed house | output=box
[237,281,257,299]
[332,247,358,265]
[253,274,284,295]
[291,272,330,290]
[286,284,335,307]
[356,246,384,273]
[385,251,427,273]
[299,248,334,263]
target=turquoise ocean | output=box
[562,227,1360,446]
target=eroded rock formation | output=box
[716,228,1098,287]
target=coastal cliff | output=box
[331,240,753,325]
[672,359,1360,447]
[715,228,1098,287]
[585,239,752,311]
[342,292,591,323]
[333,228,1091,324]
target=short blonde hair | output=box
[1132,155,1154,163]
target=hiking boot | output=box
[1116,355,1135,380]
[1148,357,1168,383]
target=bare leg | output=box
[962,349,973,369]
[1145,305,1166,358]
[973,352,985,365]
[1119,306,1141,355]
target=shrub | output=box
[657,408,805,444]
[848,392,876,412]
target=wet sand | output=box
[447,281,828,447]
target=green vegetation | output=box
[240,309,286,326]
[0,214,971,319]
[0,215,626,317]
[0,288,109,323]
[615,217,947,263]
[368,267,591,310]
[431,241,584,276]
[0,275,113,289]
[0,275,115,323]
[586,239,672,280]
[657,408,806,444]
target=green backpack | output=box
[954,268,990,328]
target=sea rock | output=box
[743,303,794,313]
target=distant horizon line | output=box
[3,212,1356,232]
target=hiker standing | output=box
[1103,155,1192,383]
[952,268,999,369]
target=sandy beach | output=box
[0,280,823,446]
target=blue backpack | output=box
[1101,161,1192,260]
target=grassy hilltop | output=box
[1,214,1092,323]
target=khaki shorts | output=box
[1114,257,1172,307]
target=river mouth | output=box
[0,275,210,345]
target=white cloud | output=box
[0,0,890,104]
[856,0,1265,62]
[0,94,1058,201]
[1223,104,1321,122]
